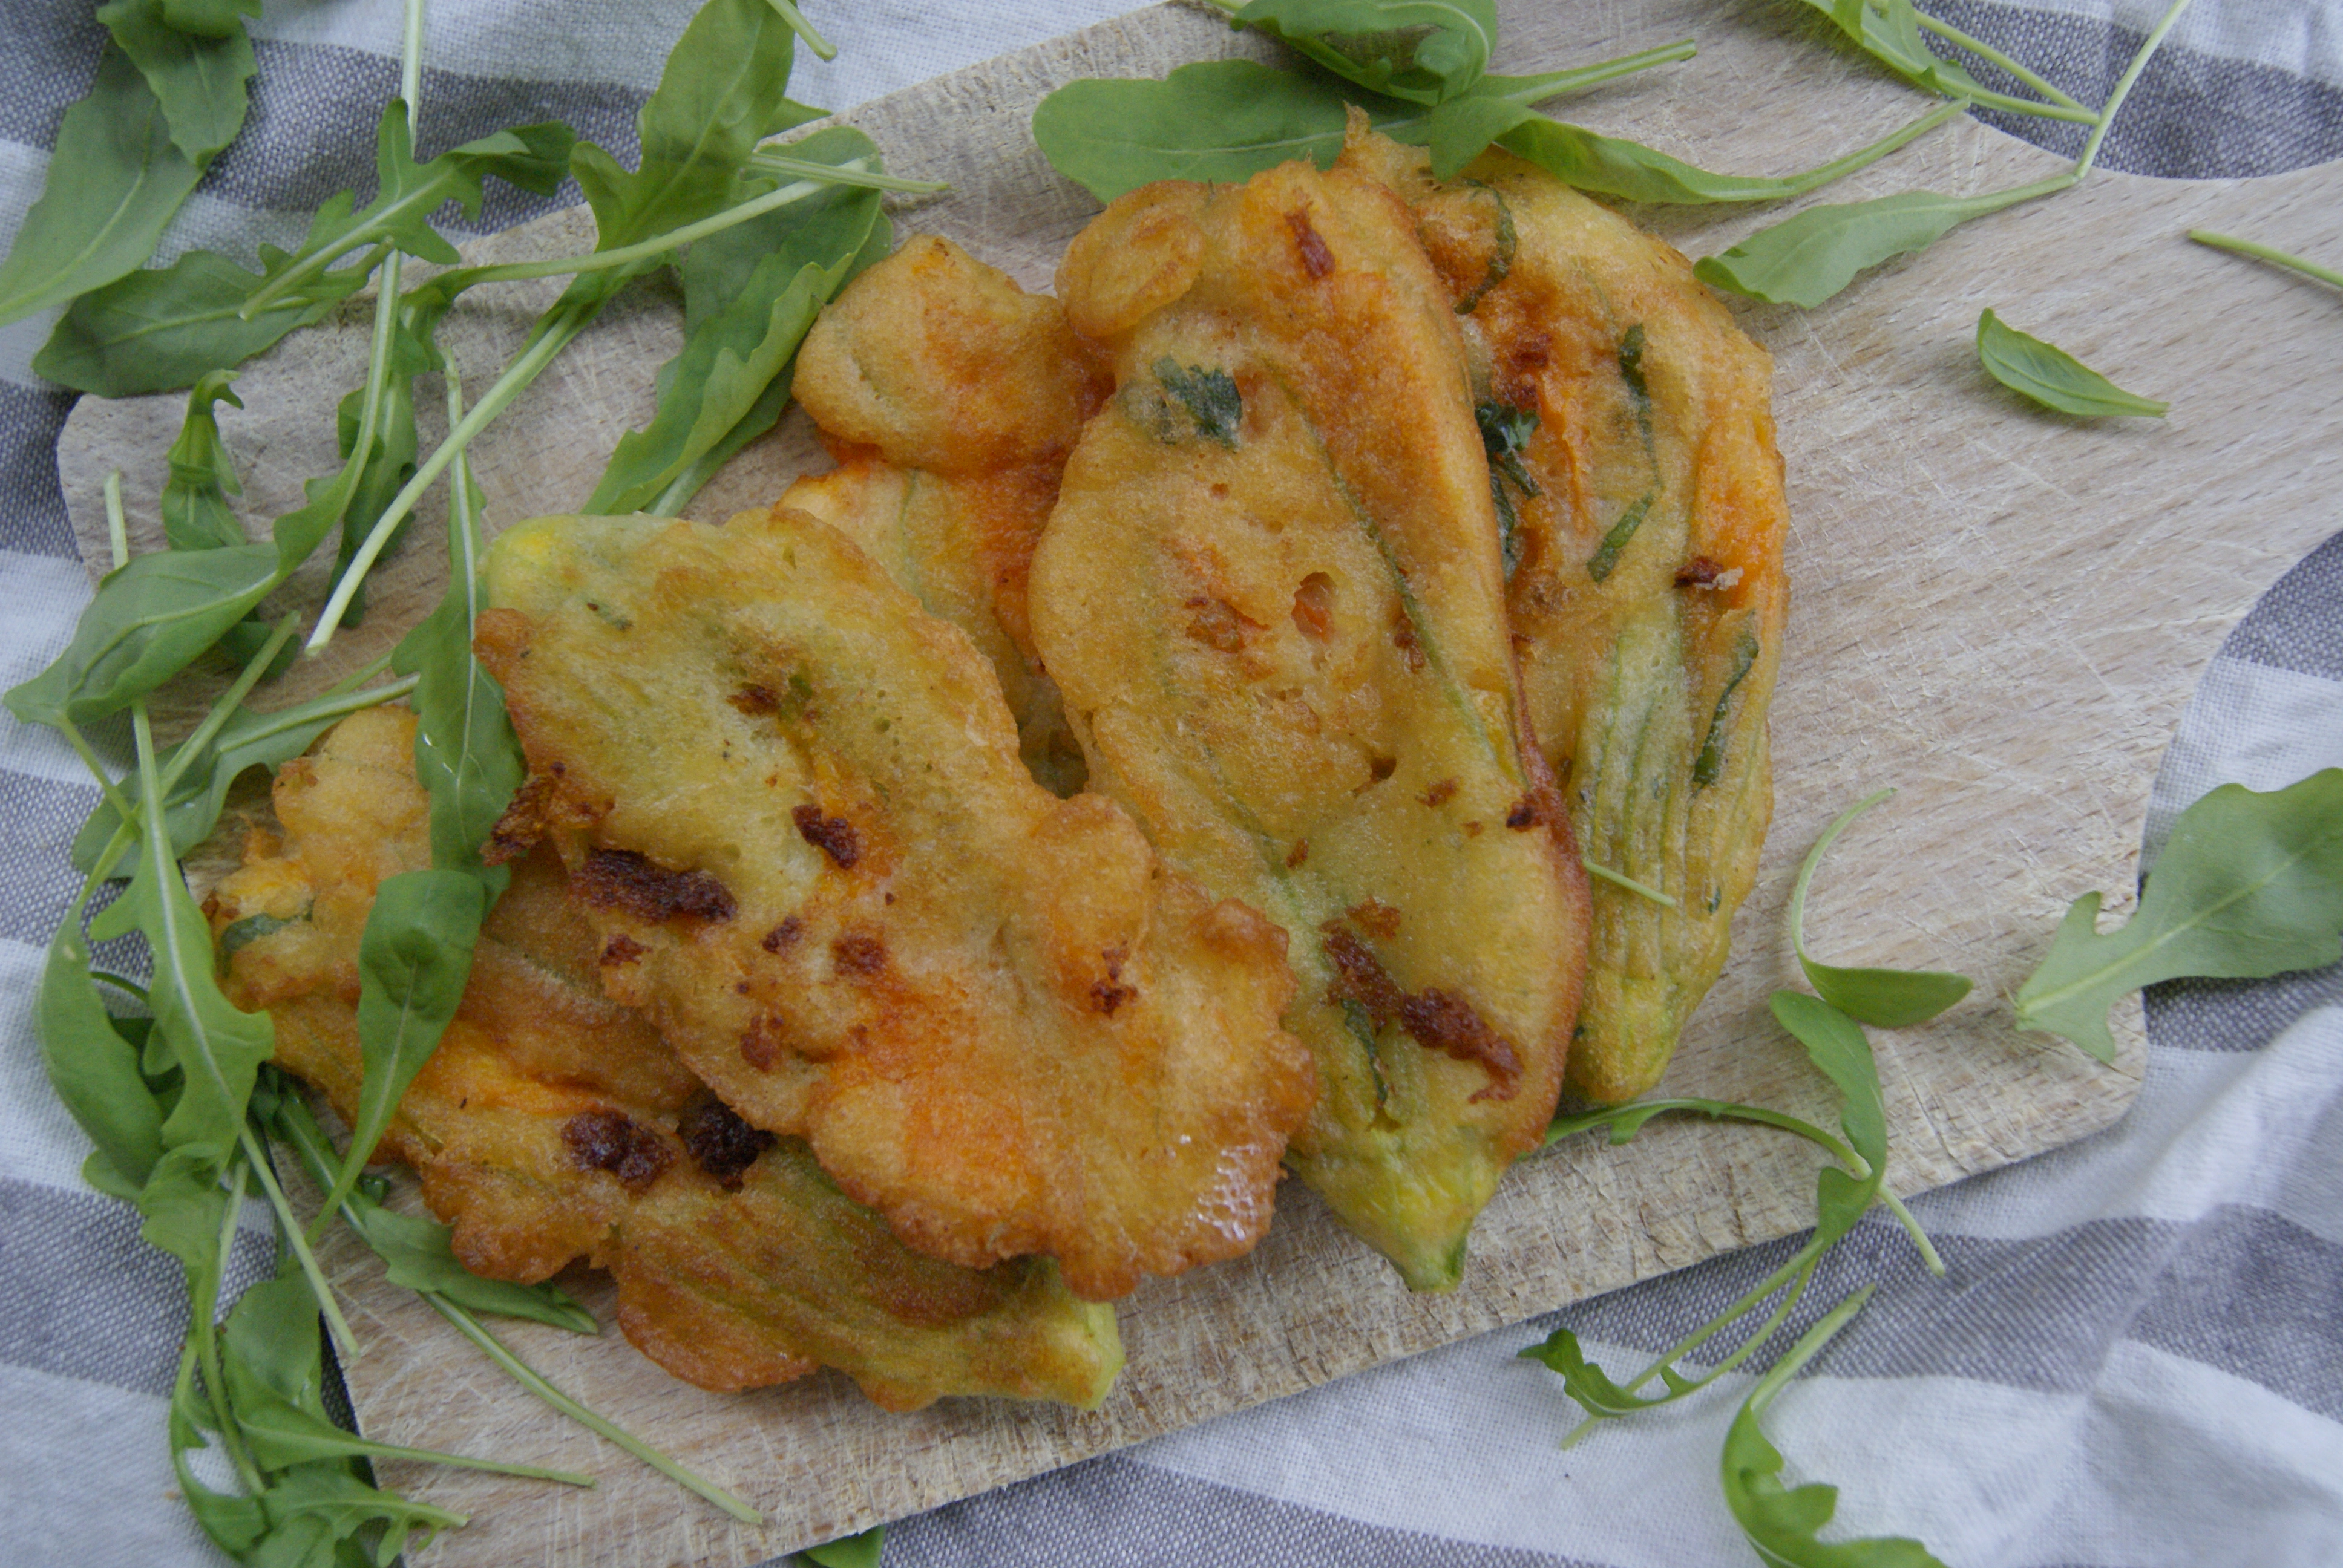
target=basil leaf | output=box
[1229,0,1498,105]
[0,46,202,328]
[96,0,257,166]
[1789,789,1973,1027]
[39,917,168,1195]
[1694,174,2075,309]
[799,1525,886,1567]
[586,126,891,515]
[3,543,278,728]
[2016,768,2343,1061]
[1975,308,2168,417]
[1720,1284,1952,1568]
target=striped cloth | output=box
[1,3,2337,1564]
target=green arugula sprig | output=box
[1975,308,2169,417]
[1790,790,1973,1027]
[2187,230,2343,292]
[1699,0,2195,309]
[1794,0,2096,125]
[2016,768,2343,1060]
[1530,993,1942,1445]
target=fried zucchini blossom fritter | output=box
[1029,154,1593,1290]
[784,234,1110,795]
[1346,125,1791,1104]
[476,506,1316,1302]
[209,706,1123,1410]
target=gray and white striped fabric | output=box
[2,3,2337,1564]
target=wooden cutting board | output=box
[54,0,2343,1560]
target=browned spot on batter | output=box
[729,683,781,716]
[740,1014,786,1070]
[600,932,646,967]
[1090,947,1137,1016]
[563,1108,674,1192]
[677,1094,775,1190]
[484,770,565,865]
[761,916,803,953]
[792,805,861,869]
[574,848,736,923]
[1292,572,1334,641]
[1322,926,1406,1028]
[1286,840,1309,869]
[1400,989,1522,1101]
[833,931,887,977]
[1346,898,1403,940]
[1506,785,1564,831]
[1286,209,1334,279]
[1676,555,1723,587]
[1183,595,1263,654]
[1421,777,1458,808]
[1464,820,1483,837]
[1392,613,1425,671]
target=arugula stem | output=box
[1768,97,1970,200]
[89,968,149,1002]
[1487,39,1699,103]
[2074,0,2195,178]
[1582,857,1677,907]
[442,161,939,294]
[308,296,592,653]
[399,0,427,118]
[201,1159,269,1494]
[764,0,837,61]
[322,650,399,698]
[2188,229,2343,290]
[103,468,130,567]
[746,149,945,192]
[61,714,140,828]
[1548,1097,1865,1173]
[1789,787,1892,961]
[235,1117,360,1362]
[1879,1189,1944,1274]
[422,1294,764,1524]
[1910,14,2090,114]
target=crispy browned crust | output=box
[1345,124,1789,1103]
[209,707,1124,1408]
[1030,152,1590,1289]
[477,507,1316,1301]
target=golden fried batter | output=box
[210,706,1124,1410]
[1347,126,1789,1103]
[1030,157,1591,1290]
[476,507,1315,1301]
[788,236,1109,793]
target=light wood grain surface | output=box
[54,0,2343,1560]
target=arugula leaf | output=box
[0,46,203,328]
[571,0,816,250]
[1798,0,1982,99]
[2189,230,2343,292]
[316,870,485,1227]
[1030,48,1695,204]
[799,1526,886,1567]
[1975,309,2169,417]
[160,371,248,550]
[235,104,574,321]
[1694,174,2076,309]
[33,234,376,398]
[585,126,891,515]
[1720,1284,1951,1567]
[2016,769,2343,1061]
[163,0,260,38]
[39,912,168,1197]
[97,0,258,166]
[70,670,414,874]
[221,1269,592,1485]
[1224,0,1498,105]
[1485,99,1961,206]
[393,376,525,884]
[1790,790,1973,1027]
